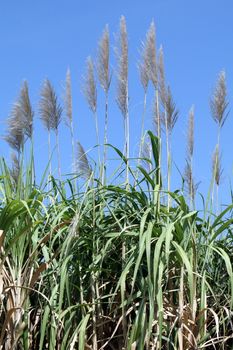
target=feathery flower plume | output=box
[75,142,92,179]
[3,81,33,153]
[146,21,157,88]
[164,86,179,133]
[152,46,166,140]
[210,70,229,128]
[83,57,97,113]
[138,37,150,92]
[64,68,76,176]
[116,16,128,118]
[39,79,62,132]
[65,68,73,128]
[97,25,111,93]
[157,50,179,135]
[4,104,24,153]
[184,106,196,204]
[187,106,194,158]
[212,144,222,212]
[97,25,111,183]
[17,81,34,139]
[39,79,63,177]
[158,46,167,106]
[83,56,101,173]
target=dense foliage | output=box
[0,133,233,349]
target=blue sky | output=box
[0,0,233,207]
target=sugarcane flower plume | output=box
[3,80,34,152]
[97,25,111,93]
[164,86,179,133]
[187,106,194,158]
[64,68,73,128]
[146,21,157,88]
[3,103,24,152]
[210,70,229,128]
[17,81,34,139]
[138,33,151,92]
[39,79,62,132]
[116,15,128,118]
[83,57,97,113]
[158,46,167,106]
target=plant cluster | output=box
[0,17,233,350]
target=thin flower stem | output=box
[126,111,130,186]
[217,125,221,148]
[135,91,147,186]
[94,111,101,178]
[48,131,52,181]
[70,120,78,193]
[70,121,75,167]
[138,92,147,168]
[216,126,221,213]
[31,136,36,186]
[102,92,109,184]
[190,156,194,208]
[56,130,61,179]
[155,88,161,213]
[216,183,219,214]
[165,114,171,211]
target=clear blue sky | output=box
[0,0,233,207]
